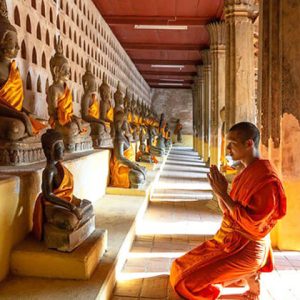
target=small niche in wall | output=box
[26,15,31,33]
[63,21,66,35]
[26,72,32,90]
[32,47,37,64]
[31,0,36,9]
[45,78,49,94]
[46,30,50,45]
[14,6,21,27]
[37,23,42,40]
[66,2,69,15]
[57,15,60,30]
[50,8,53,23]
[42,52,46,69]
[37,76,42,93]
[21,40,26,59]
[69,27,72,39]
[41,0,45,17]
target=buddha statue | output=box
[147,111,164,157]
[47,37,92,153]
[164,122,172,149]
[81,61,107,148]
[130,95,139,142]
[122,88,133,142]
[0,0,47,165]
[98,74,114,148]
[114,81,124,112]
[174,119,183,143]
[156,113,166,153]
[32,129,95,252]
[110,109,146,189]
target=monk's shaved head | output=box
[229,122,260,148]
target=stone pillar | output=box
[207,22,226,167]
[192,83,198,150]
[225,0,256,130]
[196,66,205,158]
[259,0,300,250]
[201,50,212,162]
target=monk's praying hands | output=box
[207,165,228,198]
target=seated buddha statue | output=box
[81,61,107,148]
[147,112,164,157]
[47,37,91,153]
[130,95,139,142]
[174,119,183,143]
[110,110,146,189]
[0,1,46,165]
[164,122,172,149]
[98,74,114,148]
[32,129,94,252]
[156,113,166,152]
[122,88,133,142]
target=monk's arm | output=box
[230,183,278,235]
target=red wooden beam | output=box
[102,16,209,26]
[123,43,201,51]
[147,79,194,84]
[150,85,192,89]
[141,70,197,76]
[133,59,202,65]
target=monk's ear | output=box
[246,139,254,148]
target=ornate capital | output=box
[207,21,226,51]
[225,0,256,18]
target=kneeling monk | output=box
[170,122,286,300]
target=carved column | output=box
[259,0,300,250]
[225,0,256,130]
[192,82,198,150]
[201,50,212,162]
[196,66,205,158]
[207,22,226,167]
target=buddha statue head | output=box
[0,0,19,61]
[100,73,110,102]
[50,36,70,83]
[123,88,130,110]
[131,94,136,112]
[41,129,64,162]
[114,81,123,110]
[82,60,97,93]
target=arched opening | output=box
[26,72,32,90]
[31,0,36,9]
[45,78,49,94]
[49,8,53,23]
[32,47,37,64]
[46,30,50,46]
[21,40,26,59]
[14,6,21,27]
[41,0,45,17]
[26,15,31,33]
[37,76,42,93]
[56,15,60,30]
[36,23,42,40]
[42,52,46,69]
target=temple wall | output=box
[150,88,193,146]
[0,150,110,281]
[6,0,151,120]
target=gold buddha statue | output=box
[81,61,107,148]
[98,74,114,148]
[47,37,92,153]
[123,88,133,142]
[110,110,146,189]
[32,129,95,252]
[0,0,46,165]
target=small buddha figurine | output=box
[47,37,91,152]
[0,0,46,164]
[174,119,183,143]
[156,113,166,152]
[122,88,133,142]
[32,129,94,251]
[98,74,114,147]
[114,81,124,112]
[110,110,146,189]
[81,61,107,148]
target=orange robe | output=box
[110,145,135,188]
[88,94,100,119]
[170,159,286,300]
[32,162,75,241]
[0,61,45,134]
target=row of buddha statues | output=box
[0,0,175,251]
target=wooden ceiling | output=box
[93,0,224,89]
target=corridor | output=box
[111,147,300,300]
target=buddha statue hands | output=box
[32,129,94,251]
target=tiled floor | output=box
[111,147,300,300]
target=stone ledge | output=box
[11,229,107,280]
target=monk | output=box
[170,122,287,300]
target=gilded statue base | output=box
[65,136,93,153]
[0,138,45,166]
[92,136,113,149]
[44,215,95,252]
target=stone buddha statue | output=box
[110,109,146,189]
[147,110,164,157]
[0,0,47,165]
[174,119,183,143]
[98,74,114,148]
[114,81,124,112]
[81,61,107,148]
[164,122,172,149]
[156,113,166,153]
[122,88,133,142]
[32,129,94,252]
[130,95,139,141]
[47,37,92,153]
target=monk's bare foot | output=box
[243,273,260,300]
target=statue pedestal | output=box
[106,181,152,197]
[139,161,158,171]
[11,229,107,280]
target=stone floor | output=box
[111,147,300,300]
